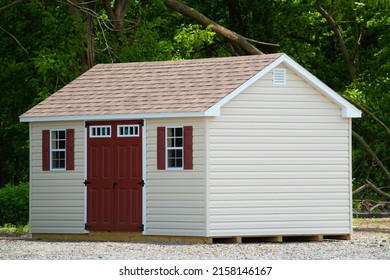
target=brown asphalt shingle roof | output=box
[21,53,282,119]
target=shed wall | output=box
[145,118,206,236]
[30,121,85,233]
[207,65,352,237]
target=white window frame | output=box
[166,126,184,170]
[50,129,66,171]
[117,124,140,137]
[89,125,111,138]
[273,68,286,85]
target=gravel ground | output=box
[1,229,389,260]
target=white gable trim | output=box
[205,54,361,118]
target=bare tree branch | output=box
[344,95,390,138]
[365,180,390,200]
[353,183,369,196]
[0,0,27,12]
[0,25,28,53]
[352,131,390,184]
[163,0,263,55]
[315,0,356,80]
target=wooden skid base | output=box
[32,233,351,244]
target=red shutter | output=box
[157,127,166,170]
[42,130,50,171]
[184,126,193,170]
[66,129,75,170]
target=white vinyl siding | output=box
[30,121,85,233]
[207,65,351,237]
[145,118,206,236]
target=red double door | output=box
[87,120,142,231]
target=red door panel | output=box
[87,120,143,232]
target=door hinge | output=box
[138,224,144,232]
[85,122,90,128]
[83,180,91,186]
[85,223,90,230]
[137,180,145,187]
[140,120,144,126]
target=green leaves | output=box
[0,183,29,225]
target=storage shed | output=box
[20,53,361,243]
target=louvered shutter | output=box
[66,129,75,170]
[183,126,193,170]
[42,130,50,171]
[157,127,166,170]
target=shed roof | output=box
[20,53,360,122]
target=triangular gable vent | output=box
[273,68,286,85]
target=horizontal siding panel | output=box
[209,220,348,230]
[223,100,338,109]
[147,222,204,230]
[31,207,84,214]
[209,150,348,158]
[147,200,204,208]
[210,206,350,215]
[147,215,204,222]
[147,171,205,180]
[209,143,348,151]
[209,164,348,172]
[31,193,83,200]
[209,213,350,223]
[147,208,204,215]
[209,157,348,165]
[209,122,347,130]
[148,193,204,201]
[209,199,347,207]
[209,192,349,201]
[32,213,84,220]
[30,227,85,234]
[220,108,341,116]
[146,229,205,236]
[209,178,349,187]
[31,200,84,207]
[209,129,348,137]
[210,115,345,124]
[146,179,204,187]
[209,172,348,179]
[209,186,348,194]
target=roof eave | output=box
[19,111,219,123]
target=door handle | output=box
[113,182,117,189]
[137,180,145,187]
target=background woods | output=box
[0,0,389,214]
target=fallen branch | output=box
[352,131,390,184]
[365,180,390,200]
[352,183,369,196]
[163,0,263,55]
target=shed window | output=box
[90,125,111,138]
[167,127,183,169]
[42,129,74,171]
[157,126,193,170]
[118,125,139,137]
[51,130,66,169]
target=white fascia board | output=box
[281,55,362,118]
[205,55,287,115]
[19,111,217,123]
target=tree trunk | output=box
[102,0,131,31]
[163,0,263,55]
[315,0,356,80]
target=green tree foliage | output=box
[0,0,389,207]
[0,182,29,225]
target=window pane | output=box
[175,137,183,147]
[175,128,183,137]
